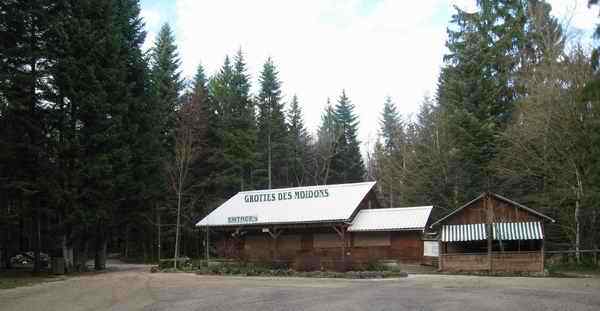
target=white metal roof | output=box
[441,222,543,242]
[348,206,433,232]
[196,181,376,227]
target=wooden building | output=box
[430,192,555,273]
[196,182,433,271]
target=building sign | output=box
[227,216,258,224]
[243,189,329,203]
[423,241,439,257]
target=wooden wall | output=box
[445,196,540,225]
[440,252,543,273]
[216,229,426,270]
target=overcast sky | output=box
[139,0,598,149]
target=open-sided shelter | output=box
[430,192,555,273]
[196,182,433,270]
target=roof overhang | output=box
[430,192,555,229]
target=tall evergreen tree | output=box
[315,99,339,184]
[149,23,184,153]
[205,50,256,200]
[437,0,531,203]
[379,96,403,152]
[0,0,61,272]
[328,90,365,183]
[287,95,311,186]
[113,0,161,265]
[256,57,289,189]
[147,22,185,260]
[193,63,209,100]
[227,49,256,192]
[204,57,232,204]
[376,96,406,207]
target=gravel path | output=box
[1,263,599,311]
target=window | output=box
[353,232,391,247]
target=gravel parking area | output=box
[1,263,599,311]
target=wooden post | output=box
[486,194,493,273]
[266,228,282,263]
[438,240,443,271]
[540,238,545,273]
[332,225,346,271]
[540,223,545,273]
[204,225,209,264]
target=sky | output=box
[139,0,598,149]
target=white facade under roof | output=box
[348,206,433,232]
[196,182,376,227]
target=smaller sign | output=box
[423,241,439,257]
[227,216,258,224]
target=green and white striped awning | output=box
[493,222,543,240]
[441,223,487,242]
[441,222,543,242]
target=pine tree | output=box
[204,51,257,200]
[376,96,405,207]
[380,96,403,152]
[437,0,530,203]
[0,0,61,272]
[287,95,311,186]
[193,63,209,101]
[256,57,289,189]
[112,0,161,265]
[204,57,232,204]
[315,99,339,184]
[329,90,365,183]
[150,23,184,153]
[227,49,256,192]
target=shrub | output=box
[159,257,192,270]
[365,260,387,271]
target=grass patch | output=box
[0,270,64,290]
[547,260,600,277]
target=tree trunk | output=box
[19,205,25,251]
[124,225,129,259]
[33,196,42,273]
[268,130,272,189]
[3,220,11,269]
[174,188,182,269]
[94,240,107,270]
[94,225,107,270]
[143,239,147,263]
[75,239,89,272]
[157,212,161,263]
[593,208,598,266]
[574,168,583,264]
[61,234,74,273]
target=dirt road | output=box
[1,263,599,311]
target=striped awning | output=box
[441,222,543,242]
[441,223,487,242]
[493,222,543,240]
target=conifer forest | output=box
[1,0,600,271]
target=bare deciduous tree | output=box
[167,94,205,269]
